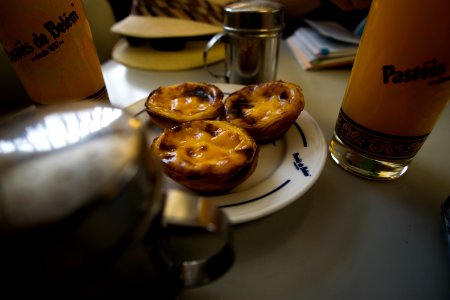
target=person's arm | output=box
[275,0,371,18]
[329,0,371,10]
[274,0,322,19]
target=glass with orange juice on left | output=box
[0,0,109,105]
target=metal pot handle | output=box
[203,32,230,83]
[158,189,234,288]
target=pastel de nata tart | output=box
[145,82,224,128]
[222,80,305,143]
[151,120,259,194]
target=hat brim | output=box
[112,38,225,71]
[111,15,222,38]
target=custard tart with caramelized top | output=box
[145,82,224,128]
[222,81,305,143]
[151,120,259,194]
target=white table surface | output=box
[102,41,450,300]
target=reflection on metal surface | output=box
[0,107,122,153]
[0,104,143,229]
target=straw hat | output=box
[111,0,232,70]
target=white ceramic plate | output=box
[128,83,327,224]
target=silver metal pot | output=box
[0,102,233,298]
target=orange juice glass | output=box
[329,0,450,180]
[0,0,108,104]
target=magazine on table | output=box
[287,18,366,70]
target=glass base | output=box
[329,133,410,180]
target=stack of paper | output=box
[287,19,364,70]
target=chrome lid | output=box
[223,0,285,32]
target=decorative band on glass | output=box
[335,109,429,162]
[85,85,108,101]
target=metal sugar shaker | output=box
[204,0,285,84]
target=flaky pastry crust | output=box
[145,82,224,128]
[151,120,259,194]
[222,80,305,143]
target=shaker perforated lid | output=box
[223,0,285,32]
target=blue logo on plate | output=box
[292,152,311,176]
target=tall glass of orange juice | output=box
[329,0,450,180]
[0,0,108,105]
